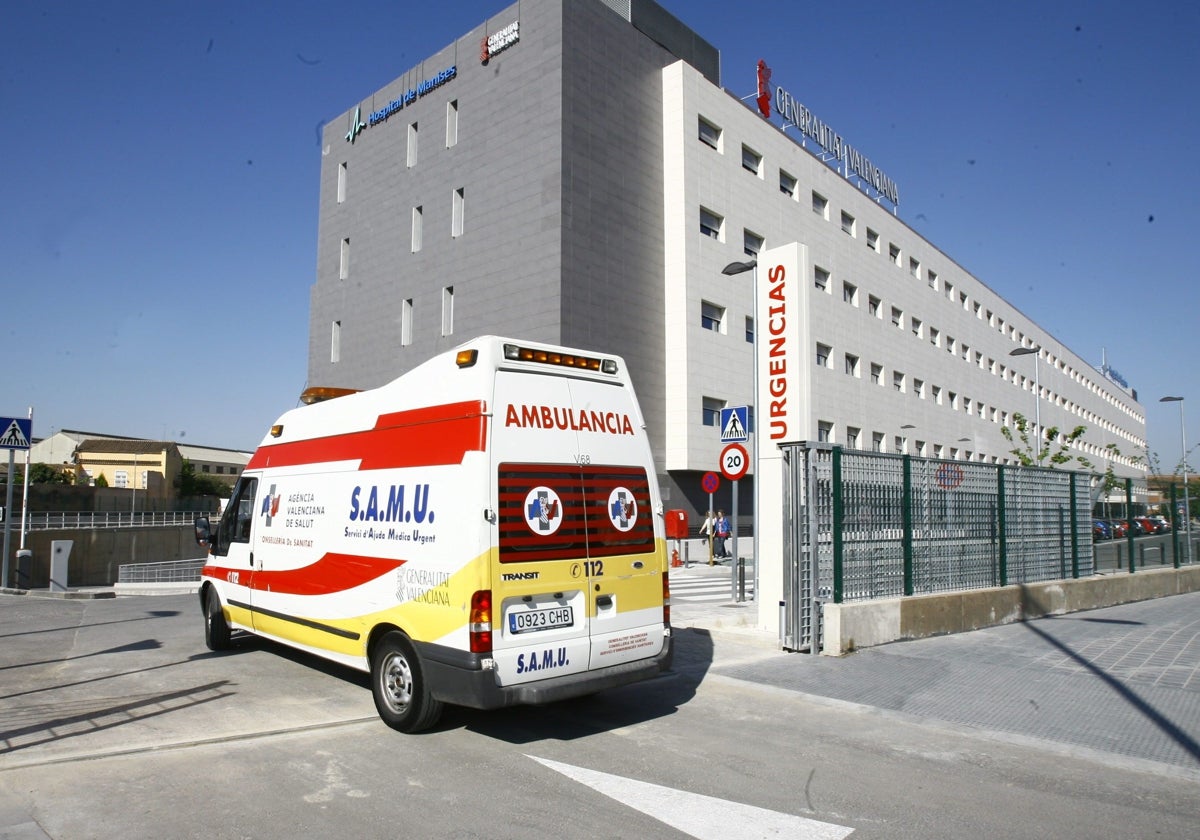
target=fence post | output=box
[1069,473,1080,579]
[1171,484,1181,569]
[1125,477,1136,574]
[832,446,844,604]
[902,454,914,597]
[997,466,1008,587]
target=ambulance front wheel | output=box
[204,587,232,651]
[372,631,443,733]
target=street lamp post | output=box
[1160,396,1192,563]
[1009,346,1042,463]
[722,259,758,602]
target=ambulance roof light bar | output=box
[299,386,361,405]
[502,343,618,374]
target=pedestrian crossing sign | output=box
[0,417,32,450]
[720,406,749,442]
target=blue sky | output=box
[2,0,1196,471]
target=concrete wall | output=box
[822,565,1200,655]
[10,527,201,589]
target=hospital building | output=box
[307,0,1147,522]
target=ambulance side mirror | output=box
[194,517,213,550]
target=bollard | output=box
[737,557,746,602]
[15,549,32,590]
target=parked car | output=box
[1104,519,1129,539]
[1092,519,1112,541]
[1134,516,1160,535]
[1151,516,1172,532]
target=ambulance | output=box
[195,336,673,732]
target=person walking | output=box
[714,509,731,561]
[700,510,715,565]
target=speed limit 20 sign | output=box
[719,443,749,481]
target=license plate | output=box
[508,605,574,634]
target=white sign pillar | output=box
[753,243,810,639]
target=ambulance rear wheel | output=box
[372,632,443,733]
[204,587,232,651]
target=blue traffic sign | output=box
[720,406,749,442]
[0,417,32,450]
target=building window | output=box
[201,465,211,473]
[840,211,855,236]
[909,257,921,278]
[895,435,905,455]
[743,229,764,257]
[441,286,454,336]
[817,421,833,443]
[337,162,347,204]
[779,169,797,198]
[698,116,722,150]
[929,327,939,347]
[932,385,942,404]
[699,207,723,240]
[889,243,901,266]
[815,343,831,368]
[446,99,458,147]
[842,282,858,306]
[745,316,754,344]
[868,295,881,318]
[701,300,725,332]
[812,191,828,218]
[911,317,923,338]
[866,228,879,252]
[945,281,955,301]
[891,306,903,328]
[847,427,861,449]
[401,299,413,346]
[214,466,224,475]
[893,371,905,392]
[872,432,884,453]
[870,363,882,385]
[411,206,423,252]
[114,470,128,489]
[407,121,418,167]
[844,353,860,377]
[814,266,830,292]
[452,188,465,237]
[741,144,762,176]
[914,378,925,398]
[331,320,341,363]
[927,269,938,290]
[339,237,350,279]
[702,396,724,427]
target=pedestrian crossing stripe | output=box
[0,419,30,449]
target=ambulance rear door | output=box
[490,367,666,687]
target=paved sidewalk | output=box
[670,567,1200,775]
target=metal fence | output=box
[23,511,201,531]
[783,443,1102,651]
[117,558,206,583]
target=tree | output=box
[1,463,71,485]
[1000,412,1096,470]
[177,459,233,498]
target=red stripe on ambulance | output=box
[203,552,404,596]
[247,401,488,471]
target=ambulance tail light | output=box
[662,570,671,627]
[469,590,493,653]
[502,343,617,375]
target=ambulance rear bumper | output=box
[416,631,673,710]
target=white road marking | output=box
[528,756,854,839]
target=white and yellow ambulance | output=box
[195,337,672,732]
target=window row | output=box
[334,190,466,278]
[328,287,455,364]
[811,260,1140,437]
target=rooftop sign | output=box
[758,61,900,206]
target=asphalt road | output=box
[1,593,1197,839]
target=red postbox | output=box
[664,509,689,540]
